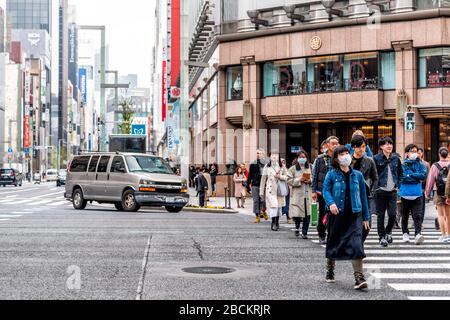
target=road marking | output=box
[0,219,11,221]
[11,200,34,205]
[0,188,40,195]
[408,296,450,300]
[364,245,449,249]
[365,257,450,261]
[314,240,443,244]
[365,250,450,254]
[389,283,450,291]
[48,201,69,206]
[30,191,64,199]
[28,200,52,206]
[0,215,22,218]
[370,273,450,279]
[364,263,450,269]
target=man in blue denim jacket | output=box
[373,136,403,247]
[399,144,427,245]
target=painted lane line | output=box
[0,215,23,218]
[30,191,65,199]
[389,283,450,291]
[364,263,450,269]
[314,240,444,244]
[27,200,52,206]
[365,250,450,254]
[364,245,450,249]
[48,201,70,207]
[408,296,450,300]
[365,257,450,261]
[0,188,40,195]
[370,273,450,279]
[0,219,11,221]
[10,200,34,205]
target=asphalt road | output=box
[0,183,448,300]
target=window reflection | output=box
[419,48,450,88]
[227,66,243,100]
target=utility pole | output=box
[180,0,190,182]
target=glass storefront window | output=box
[209,75,218,109]
[380,52,396,90]
[227,66,243,100]
[343,52,379,90]
[307,55,343,93]
[419,48,450,88]
[440,120,450,149]
[263,59,307,97]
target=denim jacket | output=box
[373,153,403,190]
[323,169,371,222]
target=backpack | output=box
[434,163,450,196]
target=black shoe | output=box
[326,271,336,283]
[386,234,393,244]
[319,237,327,245]
[380,238,389,247]
[295,230,300,237]
[302,234,308,240]
[354,275,368,290]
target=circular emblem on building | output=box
[310,36,322,51]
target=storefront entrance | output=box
[319,121,395,156]
[286,124,312,166]
[425,119,450,164]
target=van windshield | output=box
[126,156,173,174]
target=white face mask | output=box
[409,153,418,161]
[339,154,352,167]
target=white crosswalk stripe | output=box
[303,227,450,300]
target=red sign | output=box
[170,87,181,99]
[171,0,180,87]
[24,115,30,148]
[162,60,167,122]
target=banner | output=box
[78,68,87,104]
[162,60,167,122]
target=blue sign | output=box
[131,124,146,135]
[78,68,87,104]
[7,147,13,154]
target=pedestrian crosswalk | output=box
[300,228,450,300]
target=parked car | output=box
[46,169,58,182]
[0,169,23,187]
[56,170,67,187]
[65,152,189,213]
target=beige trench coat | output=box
[233,173,247,198]
[287,165,312,219]
[260,164,288,209]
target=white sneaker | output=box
[443,236,450,243]
[415,234,425,245]
[438,236,446,243]
[403,233,410,243]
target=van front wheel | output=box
[122,190,141,212]
[73,189,87,210]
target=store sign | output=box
[162,60,167,122]
[310,36,322,51]
[78,68,87,104]
[131,124,146,136]
[24,114,31,148]
[170,87,181,99]
[28,33,41,47]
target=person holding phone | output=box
[322,146,371,290]
[287,150,312,239]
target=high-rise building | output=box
[6,0,51,33]
[57,0,68,157]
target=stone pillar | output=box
[394,41,423,155]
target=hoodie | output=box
[399,158,427,199]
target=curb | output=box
[182,207,239,214]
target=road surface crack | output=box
[136,234,152,300]
[192,238,204,260]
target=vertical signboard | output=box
[78,68,87,104]
[24,61,31,150]
[162,60,167,122]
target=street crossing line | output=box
[389,283,450,291]
[408,297,450,300]
[365,257,450,261]
[371,273,450,279]
[364,263,450,269]
[365,250,450,254]
[0,219,11,221]
[11,200,34,205]
[48,201,69,206]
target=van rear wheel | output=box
[122,190,141,212]
[73,189,87,210]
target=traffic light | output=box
[405,112,416,132]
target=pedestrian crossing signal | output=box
[405,112,415,132]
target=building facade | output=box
[189,0,450,181]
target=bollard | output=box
[224,187,229,209]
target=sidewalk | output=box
[188,188,439,221]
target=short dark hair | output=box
[379,136,394,147]
[418,148,424,153]
[351,135,367,148]
[332,146,350,169]
[439,147,449,159]
[320,140,328,148]
[405,144,419,153]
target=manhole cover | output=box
[182,267,236,275]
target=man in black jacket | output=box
[197,167,208,207]
[248,149,269,223]
[350,135,379,242]
[312,136,340,244]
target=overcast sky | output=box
[70,0,156,88]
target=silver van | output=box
[64,152,189,213]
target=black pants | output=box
[199,192,206,207]
[401,197,424,237]
[317,194,327,239]
[376,190,398,240]
[294,216,311,236]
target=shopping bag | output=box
[310,202,318,227]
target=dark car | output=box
[56,170,67,187]
[0,169,23,187]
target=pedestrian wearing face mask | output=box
[260,152,288,231]
[287,150,312,239]
[399,144,428,245]
[322,146,371,290]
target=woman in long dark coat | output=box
[322,146,371,290]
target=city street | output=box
[0,183,448,300]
